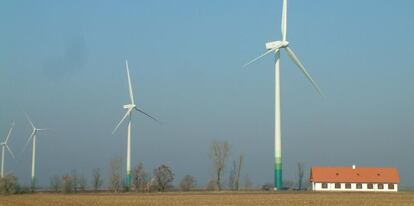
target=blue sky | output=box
[1,0,414,187]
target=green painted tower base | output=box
[124,173,131,191]
[31,177,36,192]
[274,157,282,189]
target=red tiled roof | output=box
[310,166,400,183]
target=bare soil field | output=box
[0,191,413,206]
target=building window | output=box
[345,183,351,189]
[335,183,341,189]
[322,183,328,189]
[367,183,373,189]
[378,184,384,189]
[356,183,362,189]
[388,184,395,189]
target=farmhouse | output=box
[309,165,400,192]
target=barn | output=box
[309,165,400,192]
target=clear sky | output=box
[1,0,413,188]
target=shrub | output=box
[261,183,273,191]
[0,174,18,194]
[62,175,74,193]
[179,175,196,191]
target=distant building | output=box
[309,165,400,192]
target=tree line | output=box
[0,139,308,194]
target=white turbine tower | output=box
[244,0,323,190]
[24,114,48,190]
[112,60,160,188]
[1,122,15,178]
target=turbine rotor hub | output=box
[281,41,289,48]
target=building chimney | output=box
[352,165,356,170]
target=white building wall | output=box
[312,182,398,192]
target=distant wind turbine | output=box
[24,113,48,189]
[1,122,15,178]
[244,0,323,190]
[112,60,160,188]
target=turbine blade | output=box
[23,132,35,152]
[37,128,49,131]
[25,113,35,130]
[243,48,277,68]
[4,122,14,144]
[135,108,161,125]
[281,0,288,41]
[6,145,15,159]
[112,108,133,134]
[285,47,324,96]
[126,60,135,105]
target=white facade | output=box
[312,182,398,192]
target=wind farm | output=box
[1,0,413,205]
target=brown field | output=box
[1,191,414,206]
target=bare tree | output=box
[146,176,156,192]
[297,162,305,190]
[132,162,149,192]
[179,175,196,191]
[206,179,217,191]
[109,157,122,192]
[235,154,244,191]
[243,174,253,189]
[209,140,229,191]
[229,154,244,191]
[92,168,103,192]
[79,175,87,192]
[228,160,236,190]
[50,175,62,192]
[153,164,174,192]
[71,169,79,193]
[62,175,74,193]
[141,173,150,192]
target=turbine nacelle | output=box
[265,41,289,50]
[123,104,136,110]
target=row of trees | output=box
[46,158,187,193]
[47,140,305,193]
[0,140,308,194]
[49,169,98,193]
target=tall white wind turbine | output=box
[1,122,15,178]
[112,60,160,188]
[244,0,323,190]
[24,114,48,189]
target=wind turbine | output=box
[112,60,160,188]
[24,114,48,189]
[244,0,323,190]
[1,122,15,178]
